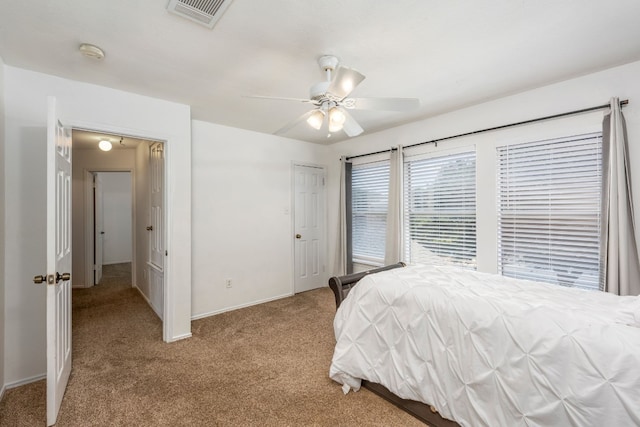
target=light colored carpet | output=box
[0,263,423,426]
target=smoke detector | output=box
[79,43,105,60]
[167,0,234,29]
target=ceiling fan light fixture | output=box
[329,116,343,132]
[98,140,112,151]
[306,110,325,130]
[329,107,346,126]
[328,122,343,133]
[252,55,418,139]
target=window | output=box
[497,133,602,291]
[351,161,390,265]
[403,151,476,268]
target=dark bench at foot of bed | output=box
[328,262,406,309]
[328,263,460,427]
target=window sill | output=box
[352,258,385,268]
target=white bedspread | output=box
[329,264,640,426]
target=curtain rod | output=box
[345,99,629,161]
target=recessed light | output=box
[79,43,105,60]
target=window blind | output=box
[497,133,602,291]
[351,161,390,264]
[404,151,476,268]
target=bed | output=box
[328,263,640,427]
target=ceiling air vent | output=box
[166,0,234,29]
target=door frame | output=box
[290,162,328,294]
[71,123,172,341]
[83,169,135,288]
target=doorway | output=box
[72,130,166,320]
[293,164,327,293]
[91,171,132,286]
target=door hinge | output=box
[165,250,168,256]
[322,177,325,186]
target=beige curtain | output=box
[601,97,640,295]
[335,156,348,276]
[384,146,403,264]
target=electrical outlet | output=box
[225,278,232,288]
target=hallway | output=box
[73,263,141,313]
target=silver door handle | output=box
[33,274,55,285]
[56,272,71,283]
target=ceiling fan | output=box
[249,55,420,138]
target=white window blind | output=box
[497,133,602,291]
[351,161,390,264]
[404,151,476,268]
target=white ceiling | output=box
[2,0,640,144]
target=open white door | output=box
[147,142,164,318]
[94,173,104,284]
[40,97,72,426]
[293,165,326,293]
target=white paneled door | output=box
[294,165,326,293]
[148,142,164,318]
[94,173,104,285]
[43,97,72,426]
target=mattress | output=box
[329,264,640,426]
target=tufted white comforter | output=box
[330,264,640,427]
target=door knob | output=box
[33,274,55,285]
[56,272,71,283]
[146,225,153,231]
[295,234,302,239]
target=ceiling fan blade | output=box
[345,97,420,111]
[341,109,364,137]
[326,66,366,100]
[274,110,315,135]
[244,95,317,104]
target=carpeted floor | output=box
[0,263,423,426]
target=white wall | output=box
[191,121,331,318]
[72,149,136,287]
[0,57,6,399]
[328,59,640,276]
[3,66,192,385]
[99,172,132,265]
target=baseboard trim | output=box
[167,332,192,342]
[191,292,293,321]
[132,285,189,342]
[102,261,132,266]
[133,285,163,320]
[5,373,46,391]
[0,384,5,402]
